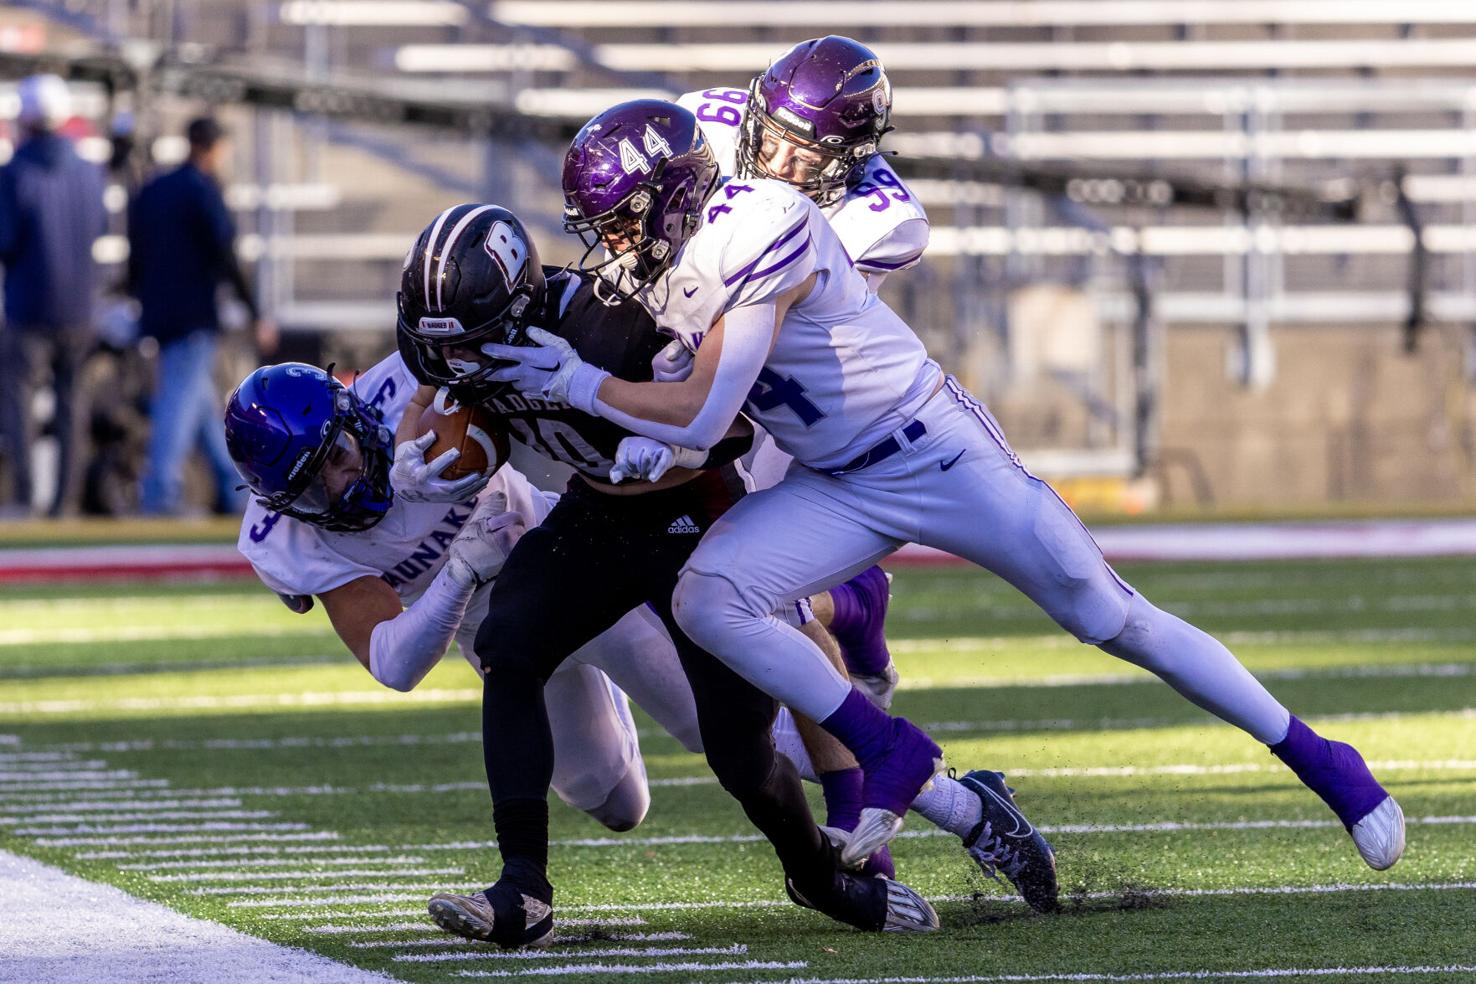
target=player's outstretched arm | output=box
[317,492,523,692]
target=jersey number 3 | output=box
[746,368,824,426]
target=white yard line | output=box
[0,798,245,815]
[453,961,807,978]
[0,623,330,645]
[396,944,747,963]
[1,810,276,825]
[13,821,310,836]
[34,831,341,848]
[0,848,400,984]
[306,917,649,934]
[80,843,391,860]
[193,883,471,897]
[350,931,688,948]
[0,689,480,715]
[757,966,1476,983]
[152,867,463,883]
[121,855,427,871]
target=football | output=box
[416,388,511,481]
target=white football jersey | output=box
[677,87,929,285]
[238,352,553,604]
[635,178,941,471]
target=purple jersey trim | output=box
[723,216,810,287]
[858,251,923,272]
[741,232,813,287]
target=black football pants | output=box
[474,471,831,895]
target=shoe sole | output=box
[881,878,941,933]
[427,895,555,947]
[844,755,944,865]
[429,894,495,941]
[1351,795,1406,871]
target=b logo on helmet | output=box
[484,220,528,288]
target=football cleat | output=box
[1270,715,1406,870]
[428,884,554,949]
[958,770,1060,913]
[853,662,900,712]
[844,719,945,867]
[1351,796,1406,871]
[786,871,939,934]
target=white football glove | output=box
[391,431,489,503]
[609,436,675,484]
[483,327,609,412]
[652,338,695,383]
[442,491,525,589]
[609,436,708,484]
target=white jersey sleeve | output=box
[826,155,929,278]
[676,86,745,177]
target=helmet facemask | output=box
[396,283,538,400]
[255,386,393,533]
[737,79,883,208]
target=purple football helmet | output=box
[737,36,893,207]
[562,99,720,301]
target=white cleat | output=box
[428,890,554,947]
[1350,795,1406,871]
[843,809,906,868]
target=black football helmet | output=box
[396,204,546,400]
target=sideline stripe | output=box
[754,966,1476,983]
[0,848,400,984]
[397,944,747,963]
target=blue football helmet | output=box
[224,363,394,532]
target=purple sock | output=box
[827,581,867,639]
[819,768,864,830]
[819,688,892,768]
[826,567,893,677]
[1271,715,1389,829]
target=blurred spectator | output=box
[129,116,277,516]
[0,75,108,518]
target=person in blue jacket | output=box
[0,75,107,517]
[129,116,277,516]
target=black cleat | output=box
[785,838,939,933]
[428,880,555,948]
[959,770,1059,913]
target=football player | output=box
[392,203,942,947]
[226,358,705,833]
[489,100,1406,876]
[398,203,1056,920]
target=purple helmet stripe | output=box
[722,215,810,287]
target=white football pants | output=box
[673,376,1290,746]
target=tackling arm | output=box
[591,273,814,450]
[317,571,472,693]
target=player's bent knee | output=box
[672,568,751,648]
[584,764,651,832]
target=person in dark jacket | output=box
[130,116,276,515]
[0,75,108,517]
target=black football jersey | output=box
[471,268,667,480]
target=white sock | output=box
[910,774,983,840]
[1100,593,1292,746]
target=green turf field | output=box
[2,557,1474,982]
